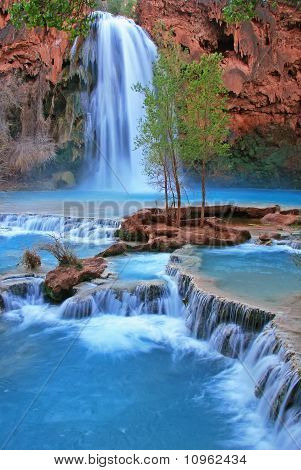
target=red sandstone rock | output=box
[261,213,301,226]
[119,207,251,251]
[137,0,301,138]
[45,257,107,301]
[99,242,130,257]
[0,2,69,84]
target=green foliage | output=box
[181,53,230,167]
[180,53,230,217]
[223,0,259,23]
[134,36,186,217]
[222,128,301,188]
[9,0,97,39]
[223,0,301,24]
[106,0,137,18]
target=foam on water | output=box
[0,260,300,448]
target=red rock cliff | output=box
[137,0,301,138]
[0,0,69,83]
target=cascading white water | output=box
[81,12,157,191]
[0,213,121,244]
[1,277,44,311]
[59,280,185,319]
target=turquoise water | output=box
[0,230,170,281]
[197,243,301,307]
[1,187,300,216]
[0,307,273,450]
[109,253,170,281]
[0,233,106,274]
[0,191,300,450]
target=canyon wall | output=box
[137,0,301,138]
[0,0,84,189]
[0,1,300,188]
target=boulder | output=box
[259,232,282,243]
[261,213,301,226]
[118,209,251,252]
[52,171,76,189]
[99,242,129,257]
[44,257,107,302]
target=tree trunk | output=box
[171,153,181,227]
[163,161,168,213]
[201,159,206,227]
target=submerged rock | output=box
[44,257,107,302]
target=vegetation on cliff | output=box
[9,0,97,38]
[223,0,301,23]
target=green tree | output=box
[106,0,137,18]
[223,0,259,23]
[9,0,97,39]
[222,0,299,24]
[181,53,230,225]
[134,42,185,225]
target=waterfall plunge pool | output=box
[0,213,300,449]
[1,187,300,216]
[0,299,276,450]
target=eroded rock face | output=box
[0,3,84,188]
[0,2,69,84]
[44,257,107,302]
[137,0,301,138]
[118,207,252,251]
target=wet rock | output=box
[261,213,301,226]
[52,171,76,189]
[259,232,282,244]
[119,208,252,252]
[44,257,107,302]
[99,242,130,257]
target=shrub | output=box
[39,235,82,268]
[106,0,137,18]
[21,249,42,270]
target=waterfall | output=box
[0,277,44,311]
[244,327,301,449]
[166,266,274,350]
[167,257,301,448]
[0,213,121,243]
[59,280,184,319]
[81,12,157,191]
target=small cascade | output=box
[0,213,121,243]
[244,327,301,449]
[166,265,274,357]
[167,255,301,447]
[59,280,184,319]
[0,277,44,311]
[81,12,157,191]
[208,323,251,358]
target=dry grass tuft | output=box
[39,235,82,268]
[21,249,42,270]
